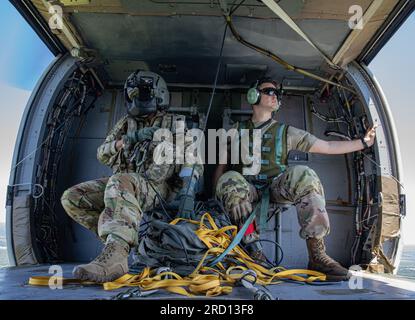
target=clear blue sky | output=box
[0,2,414,245]
[0,1,54,90]
[0,1,55,227]
[369,13,415,245]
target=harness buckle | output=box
[111,287,159,300]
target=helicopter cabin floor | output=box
[0,263,415,300]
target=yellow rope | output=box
[28,212,326,297]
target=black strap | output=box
[360,137,369,149]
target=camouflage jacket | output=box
[97,111,203,184]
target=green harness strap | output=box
[207,186,269,268]
[258,187,270,232]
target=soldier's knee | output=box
[219,170,244,182]
[107,173,125,184]
[292,165,317,177]
[215,170,247,195]
[61,188,77,211]
[290,165,323,194]
[61,189,70,203]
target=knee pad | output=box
[290,166,324,197]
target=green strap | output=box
[275,124,286,171]
[259,187,270,232]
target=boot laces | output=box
[311,239,337,266]
[95,242,127,264]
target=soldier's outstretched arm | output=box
[96,116,128,165]
[309,125,377,154]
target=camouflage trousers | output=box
[61,173,169,247]
[215,165,330,240]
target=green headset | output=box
[246,77,282,110]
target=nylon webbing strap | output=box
[28,213,329,297]
[207,204,259,267]
[261,0,339,69]
[275,124,286,170]
[259,187,270,232]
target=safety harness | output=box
[233,119,288,183]
[232,119,288,236]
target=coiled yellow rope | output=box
[29,212,326,297]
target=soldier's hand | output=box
[175,175,198,220]
[138,126,160,142]
[128,126,160,144]
[230,199,253,227]
[363,124,378,147]
[177,194,195,220]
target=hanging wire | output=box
[8,183,44,199]
[246,239,284,267]
[178,22,228,216]
[230,0,246,15]
[361,153,404,189]
[142,167,173,221]
[224,15,356,93]
[10,106,83,175]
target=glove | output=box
[175,176,198,220]
[229,199,253,227]
[127,126,160,145]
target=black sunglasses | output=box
[259,87,279,96]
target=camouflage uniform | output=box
[61,111,203,247]
[216,119,329,240]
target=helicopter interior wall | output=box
[52,86,356,268]
[55,89,118,263]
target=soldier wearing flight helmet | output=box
[61,70,203,283]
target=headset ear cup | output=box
[247,87,260,105]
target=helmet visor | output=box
[138,76,155,102]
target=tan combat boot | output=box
[73,235,129,283]
[306,237,351,281]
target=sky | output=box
[0,2,54,90]
[0,2,414,245]
[0,1,54,229]
[369,13,415,245]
